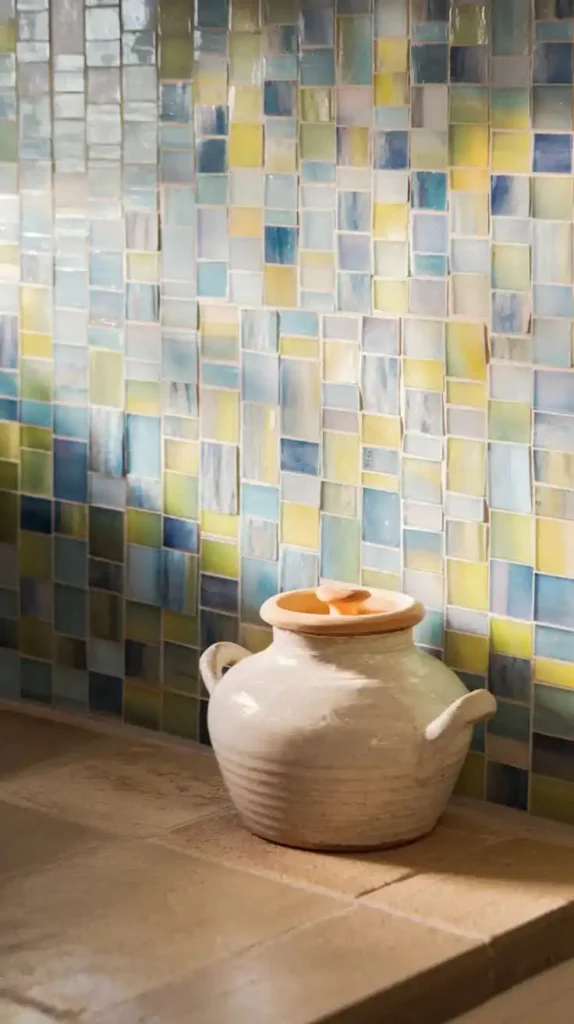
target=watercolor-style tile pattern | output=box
[2,0,574,823]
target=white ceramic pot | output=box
[200,585,496,851]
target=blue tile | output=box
[411,43,448,83]
[486,762,528,811]
[197,262,227,298]
[21,496,51,534]
[338,191,371,232]
[196,138,227,173]
[411,171,447,210]
[20,401,49,426]
[127,476,158,511]
[126,544,162,606]
[264,226,297,265]
[337,235,371,272]
[241,556,278,624]
[450,45,488,83]
[535,623,574,662]
[21,658,52,705]
[535,573,574,628]
[161,548,196,614]
[489,655,531,704]
[533,132,572,173]
[241,483,279,521]
[534,42,573,83]
[54,439,88,504]
[54,405,89,440]
[362,488,401,547]
[490,561,533,620]
[300,48,335,86]
[196,0,228,27]
[0,399,18,421]
[535,369,574,415]
[362,355,400,415]
[264,81,296,117]
[126,414,161,479]
[200,573,238,614]
[533,284,574,319]
[242,351,279,404]
[90,408,125,478]
[490,174,530,217]
[200,609,238,649]
[162,334,198,382]
[491,291,530,335]
[201,442,237,515]
[489,442,532,514]
[89,671,123,716]
[55,583,86,639]
[163,516,198,554]
[374,130,409,170]
[279,547,318,591]
[0,315,17,369]
[337,272,371,313]
[280,438,320,476]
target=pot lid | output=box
[260,584,424,637]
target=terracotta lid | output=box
[260,584,424,637]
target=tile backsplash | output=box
[2,0,574,824]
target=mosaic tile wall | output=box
[4,0,574,822]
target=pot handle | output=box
[199,642,251,697]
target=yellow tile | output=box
[447,438,486,497]
[0,20,16,52]
[300,123,336,161]
[264,265,297,307]
[19,531,51,580]
[449,125,489,167]
[20,286,51,334]
[126,380,161,416]
[196,70,227,106]
[20,332,52,359]
[454,751,484,799]
[373,202,408,240]
[448,520,488,562]
[410,129,448,170]
[229,123,263,167]
[163,610,198,647]
[403,358,444,392]
[447,560,489,611]
[536,451,574,489]
[280,335,319,359]
[126,601,161,644]
[375,38,408,72]
[0,421,19,460]
[362,414,401,448]
[446,380,487,408]
[201,511,239,539]
[201,537,239,577]
[491,131,531,172]
[535,658,574,691]
[231,0,260,30]
[164,439,198,475]
[90,350,123,408]
[374,72,409,107]
[127,252,159,283]
[281,502,319,549]
[323,432,360,485]
[228,206,263,237]
[361,568,400,591]
[537,517,574,577]
[300,251,335,292]
[490,617,533,659]
[450,168,489,192]
[229,84,262,122]
[126,509,162,548]
[300,87,333,123]
[446,322,487,381]
[490,511,532,564]
[445,630,489,674]
[362,471,399,492]
[323,341,359,384]
[56,502,87,539]
[340,126,370,167]
[373,278,408,314]
[200,389,239,444]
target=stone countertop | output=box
[2,705,574,1024]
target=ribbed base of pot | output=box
[243,821,438,853]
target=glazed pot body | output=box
[202,627,495,851]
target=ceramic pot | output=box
[200,585,496,851]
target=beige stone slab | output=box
[0,736,231,837]
[363,836,574,941]
[161,809,501,898]
[0,839,341,1019]
[0,709,100,778]
[91,905,487,1024]
[0,799,109,881]
[0,999,58,1024]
